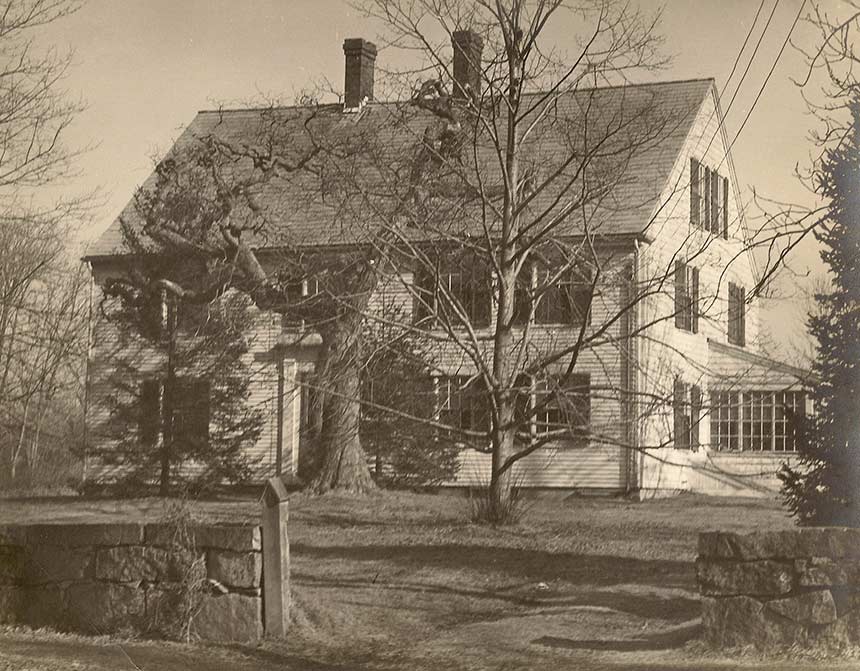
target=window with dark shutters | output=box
[690,157,730,238]
[139,379,160,445]
[674,261,698,333]
[673,379,700,449]
[728,282,746,347]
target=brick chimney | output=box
[343,38,377,110]
[452,30,483,104]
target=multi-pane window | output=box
[532,374,590,444]
[710,390,740,451]
[673,378,702,449]
[436,376,490,434]
[674,261,699,332]
[413,259,491,328]
[710,390,805,452]
[282,276,321,329]
[691,157,729,238]
[727,282,746,347]
[512,262,592,326]
[535,266,592,325]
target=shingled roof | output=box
[85,78,714,260]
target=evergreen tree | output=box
[779,100,860,527]
[94,199,264,495]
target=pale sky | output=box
[44,0,831,356]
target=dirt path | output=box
[0,492,852,669]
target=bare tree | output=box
[0,0,91,488]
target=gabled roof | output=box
[85,78,714,260]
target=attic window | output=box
[690,158,729,239]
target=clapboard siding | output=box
[454,445,625,489]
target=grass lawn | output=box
[0,491,854,670]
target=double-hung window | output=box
[512,261,592,327]
[413,257,492,328]
[138,377,210,449]
[532,374,591,445]
[674,261,699,333]
[436,375,491,435]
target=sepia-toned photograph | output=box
[0,0,857,668]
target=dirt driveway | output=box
[0,492,855,669]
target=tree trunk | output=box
[309,320,374,494]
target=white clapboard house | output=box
[84,34,808,497]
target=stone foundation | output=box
[0,522,262,642]
[697,529,860,650]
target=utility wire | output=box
[721,0,783,123]
[720,0,808,168]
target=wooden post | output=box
[262,476,290,638]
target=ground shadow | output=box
[533,620,702,652]
[292,543,695,589]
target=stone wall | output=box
[0,522,263,642]
[697,529,860,650]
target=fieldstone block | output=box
[766,590,838,624]
[0,546,24,585]
[195,526,261,552]
[702,596,802,649]
[143,583,185,634]
[206,550,261,589]
[95,546,194,583]
[22,585,66,629]
[66,581,144,633]
[26,524,143,548]
[145,524,260,552]
[795,557,860,587]
[191,592,262,642]
[696,558,793,596]
[699,529,860,561]
[25,545,93,585]
[0,586,22,623]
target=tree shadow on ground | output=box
[293,572,700,623]
[292,543,695,589]
[533,620,702,652]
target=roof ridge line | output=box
[195,77,716,115]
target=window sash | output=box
[710,390,804,452]
[413,259,492,328]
